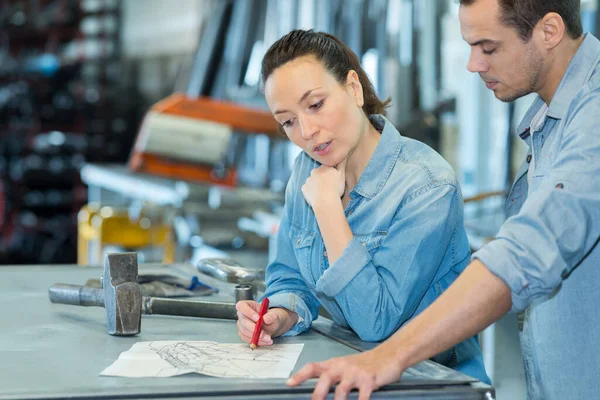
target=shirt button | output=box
[526,155,532,163]
[362,242,366,247]
[556,183,564,189]
[348,210,353,216]
[296,239,301,245]
[324,251,327,257]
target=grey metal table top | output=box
[0,265,494,399]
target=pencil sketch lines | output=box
[100,340,304,379]
[148,341,285,378]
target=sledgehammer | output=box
[48,252,237,336]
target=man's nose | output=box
[466,51,489,73]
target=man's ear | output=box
[346,70,364,108]
[536,12,565,50]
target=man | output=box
[286,0,600,399]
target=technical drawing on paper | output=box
[100,341,304,379]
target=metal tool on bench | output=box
[197,257,266,295]
[48,252,237,336]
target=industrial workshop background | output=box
[0,0,596,270]
[1,0,599,398]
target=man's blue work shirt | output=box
[264,115,489,383]
[473,33,600,399]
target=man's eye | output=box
[309,99,324,111]
[482,48,496,55]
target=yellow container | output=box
[77,203,175,266]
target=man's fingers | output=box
[334,379,353,400]
[312,373,333,400]
[357,385,374,400]
[332,372,377,400]
[355,366,378,400]
[289,351,393,399]
[287,362,322,386]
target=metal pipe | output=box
[234,284,254,302]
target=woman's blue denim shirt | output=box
[264,115,489,383]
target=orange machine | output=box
[128,93,281,187]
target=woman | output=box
[236,29,489,383]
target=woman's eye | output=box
[282,119,294,128]
[310,99,324,111]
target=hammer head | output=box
[103,253,142,336]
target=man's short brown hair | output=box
[457,0,583,41]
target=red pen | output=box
[250,297,270,350]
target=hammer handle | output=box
[143,297,237,320]
[48,284,105,307]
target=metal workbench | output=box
[0,265,495,399]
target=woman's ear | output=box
[346,70,364,108]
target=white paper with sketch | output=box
[100,341,304,379]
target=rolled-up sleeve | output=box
[316,237,371,297]
[316,182,463,342]
[473,90,600,313]
[263,169,320,336]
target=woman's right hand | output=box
[236,301,298,346]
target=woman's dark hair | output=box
[261,29,390,117]
[457,0,583,42]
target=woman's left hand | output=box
[301,159,347,209]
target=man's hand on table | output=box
[286,343,405,400]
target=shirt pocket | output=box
[529,174,548,193]
[289,224,317,284]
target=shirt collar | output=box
[351,114,402,199]
[517,33,600,137]
[548,33,600,119]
